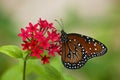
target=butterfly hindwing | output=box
[61,33,89,69]
[61,40,87,69]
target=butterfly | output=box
[60,30,107,69]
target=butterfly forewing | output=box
[67,33,107,58]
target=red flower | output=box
[41,55,50,64]
[29,39,38,49]
[18,28,30,40]
[18,18,60,64]
[40,39,50,49]
[21,41,30,50]
[39,18,49,28]
[26,23,38,32]
[34,31,45,42]
[47,30,60,42]
[31,47,43,58]
[48,23,55,29]
[48,44,60,56]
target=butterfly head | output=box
[54,19,68,43]
[61,30,68,43]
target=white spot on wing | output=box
[74,39,76,41]
[87,36,89,39]
[95,48,97,51]
[78,43,81,46]
[94,43,97,46]
[89,42,91,44]
[89,48,91,50]
[102,46,105,49]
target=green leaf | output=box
[26,60,65,80]
[0,45,23,58]
[2,60,65,80]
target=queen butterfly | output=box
[60,30,107,69]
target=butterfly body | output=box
[60,30,107,69]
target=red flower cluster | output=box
[18,19,60,64]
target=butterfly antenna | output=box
[54,19,64,30]
[60,19,65,30]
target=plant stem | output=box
[23,59,26,80]
[23,54,29,80]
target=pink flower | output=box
[18,18,60,64]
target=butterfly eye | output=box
[60,31,107,69]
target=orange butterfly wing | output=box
[67,33,107,59]
[61,34,88,69]
[61,33,107,69]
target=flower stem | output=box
[23,54,29,80]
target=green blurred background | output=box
[0,0,120,80]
